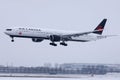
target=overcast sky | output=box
[0,0,120,66]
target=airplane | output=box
[4,19,113,46]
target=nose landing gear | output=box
[11,39,14,42]
[11,36,14,42]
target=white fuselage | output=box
[4,28,106,42]
[4,19,110,46]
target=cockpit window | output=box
[6,29,12,31]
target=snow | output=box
[0,73,120,80]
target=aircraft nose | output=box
[4,30,8,35]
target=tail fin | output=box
[93,19,107,35]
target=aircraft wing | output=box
[63,19,107,37]
[63,30,103,37]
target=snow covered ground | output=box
[0,73,120,80]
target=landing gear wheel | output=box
[50,43,57,46]
[11,39,14,42]
[11,37,14,42]
[60,42,68,46]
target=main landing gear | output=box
[49,42,57,46]
[49,42,68,46]
[60,42,68,46]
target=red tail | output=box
[93,19,107,35]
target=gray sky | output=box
[0,0,120,66]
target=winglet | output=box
[93,19,107,35]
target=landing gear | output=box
[49,40,67,46]
[49,42,57,46]
[11,39,14,42]
[60,42,68,46]
[11,37,14,42]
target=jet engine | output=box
[32,38,44,42]
[50,35,61,42]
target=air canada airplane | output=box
[4,19,114,46]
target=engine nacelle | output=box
[32,38,44,42]
[50,35,61,42]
